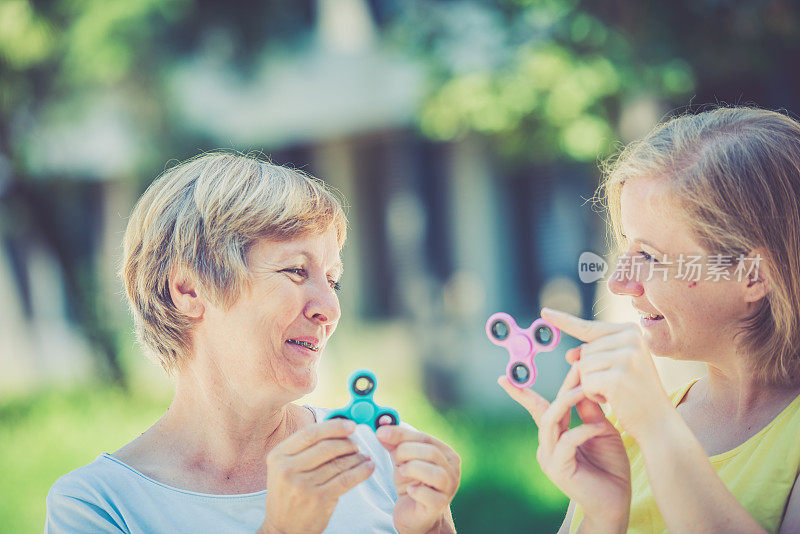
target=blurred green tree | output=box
[0,0,317,385]
[0,0,191,385]
[393,0,694,164]
[395,0,800,165]
[2,0,799,385]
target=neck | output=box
[699,345,800,419]
[155,361,301,473]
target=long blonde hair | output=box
[600,107,800,385]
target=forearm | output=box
[576,518,627,534]
[573,498,627,534]
[634,410,766,533]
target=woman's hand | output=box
[260,419,375,534]
[540,310,769,533]
[499,362,631,532]
[376,426,460,534]
[541,308,674,441]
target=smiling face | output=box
[194,228,342,398]
[607,176,751,362]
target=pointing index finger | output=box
[541,307,625,343]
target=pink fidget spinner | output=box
[485,312,561,388]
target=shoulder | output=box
[46,455,128,533]
[48,455,120,501]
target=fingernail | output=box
[376,426,391,439]
[343,420,356,431]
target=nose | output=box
[305,278,341,326]
[607,254,645,297]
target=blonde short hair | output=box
[121,152,347,373]
[599,106,800,385]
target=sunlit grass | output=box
[0,386,169,533]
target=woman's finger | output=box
[398,459,451,493]
[553,365,582,441]
[557,359,607,425]
[541,308,626,343]
[375,425,438,451]
[391,441,449,469]
[575,397,608,425]
[319,457,375,497]
[393,466,414,495]
[550,423,608,468]
[579,369,622,404]
[580,327,641,357]
[309,452,371,486]
[406,483,450,511]
[278,419,355,456]
[293,437,359,472]
[565,346,582,364]
[575,349,621,375]
[538,386,586,458]
[497,376,550,424]
[556,363,581,397]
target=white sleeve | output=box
[45,487,126,534]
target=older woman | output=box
[45,153,460,533]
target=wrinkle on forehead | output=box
[248,232,343,274]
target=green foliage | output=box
[0,386,567,533]
[59,0,188,85]
[397,0,695,163]
[0,0,54,69]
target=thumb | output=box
[575,397,607,425]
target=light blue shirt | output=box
[45,407,399,533]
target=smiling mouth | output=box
[639,312,664,321]
[286,339,320,351]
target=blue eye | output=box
[283,268,307,277]
[638,251,657,262]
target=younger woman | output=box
[501,107,800,533]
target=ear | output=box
[168,265,205,319]
[742,249,770,303]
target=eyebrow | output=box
[620,234,665,254]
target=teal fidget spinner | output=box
[325,369,400,431]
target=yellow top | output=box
[570,381,800,533]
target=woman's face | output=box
[607,177,750,362]
[197,228,342,397]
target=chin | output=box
[645,338,697,362]
[284,366,318,395]
[641,331,676,359]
